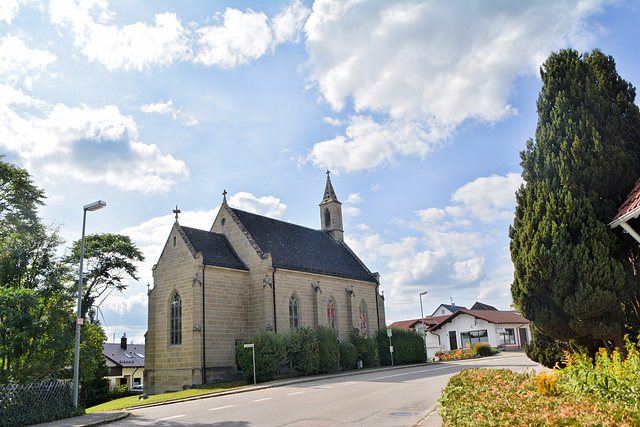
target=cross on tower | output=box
[222,190,228,203]
[326,170,330,178]
[173,205,181,221]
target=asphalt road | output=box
[116,351,545,426]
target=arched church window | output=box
[324,208,331,228]
[327,297,336,330]
[359,300,367,336]
[170,292,182,345]
[289,294,300,330]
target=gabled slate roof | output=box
[471,302,498,311]
[181,226,248,271]
[231,208,377,283]
[103,343,145,368]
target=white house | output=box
[388,302,531,359]
[426,308,530,358]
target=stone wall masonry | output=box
[272,269,382,341]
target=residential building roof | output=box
[428,309,529,332]
[181,226,248,271]
[103,342,145,368]
[611,177,640,227]
[230,208,377,283]
[470,302,498,311]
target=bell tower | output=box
[319,170,343,241]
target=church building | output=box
[144,173,386,394]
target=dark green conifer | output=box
[510,49,640,361]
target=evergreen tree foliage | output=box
[510,49,640,355]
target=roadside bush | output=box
[375,328,425,366]
[349,329,377,367]
[439,368,640,426]
[557,335,640,405]
[316,327,340,373]
[0,380,83,427]
[236,331,285,383]
[472,342,492,357]
[339,342,357,370]
[436,348,475,361]
[285,326,319,376]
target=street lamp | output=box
[419,291,428,363]
[73,200,106,408]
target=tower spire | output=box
[322,170,339,204]
[319,171,343,241]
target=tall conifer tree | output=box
[510,49,640,359]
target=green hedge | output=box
[317,327,340,373]
[0,380,82,427]
[236,332,285,383]
[286,326,319,376]
[339,341,357,370]
[349,329,378,367]
[375,328,426,366]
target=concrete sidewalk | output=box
[34,411,129,427]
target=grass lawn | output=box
[86,380,247,413]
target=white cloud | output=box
[0,90,189,193]
[344,206,361,216]
[50,0,191,71]
[141,100,175,115]
[0,0,22,24]
[0,36,57,88]
[307,115,445,171]
[451,173,523,222]
[195,2,310,68]
[228,192,287,219]
[345,192,363,204]
[304,0,606,171]
[48,0,309,71]
[323,116,342,126]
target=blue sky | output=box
[2,0,639,344]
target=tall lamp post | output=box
[419,291,428,363]
[73,200,106,408]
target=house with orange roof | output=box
[388,302,530,359]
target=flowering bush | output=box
[557,335,640,405]
[439,368,640,426]
[436,348,476,361]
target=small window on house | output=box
[289,294,300,330]
[441,309,445,315]
[359,300,367,336]
[499,328,516,346]
[327,297,336,330]
[170,292,182,345]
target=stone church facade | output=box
[144,174,386,394]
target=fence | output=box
[0,380,78,426]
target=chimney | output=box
[120,333,127,350]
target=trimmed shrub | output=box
[0,380,82,427]
[472,342,492,357]
[236,331,285,383]
[349,329,377,367]
[339,342,357,370]
[316,327,340,374]
[285,326,319,376]
[375,328,426,366]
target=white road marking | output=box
[287,391,304,396]
[209,405,235,411]
[253,397,273,402]
[158,415,185,421]
[371,366,455,380]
